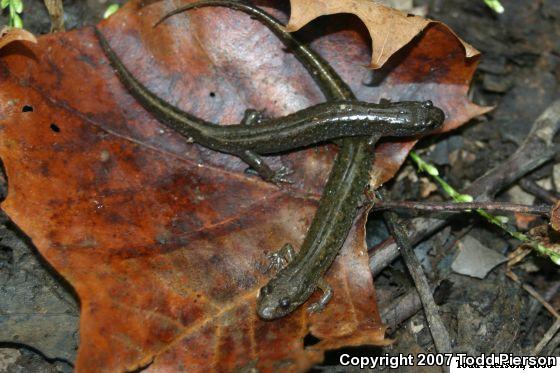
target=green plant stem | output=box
[2,0,24,28]
[409,150,560,265]
[484,0,505,13]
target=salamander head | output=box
[257,274,311,320]
[414,100,445,133]
[374,100,445,137]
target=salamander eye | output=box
[423,100,433,108]
[279,297,291,308]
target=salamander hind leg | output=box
[270,165,294,185]
[307,278,333,313]
[241,109,265,125]
[239,150,293,185]
[265,243,296,273]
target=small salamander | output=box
[159,1,445,320]
[160,1,445,319]
[95,28,439,184]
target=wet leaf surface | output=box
[0,0,484,370]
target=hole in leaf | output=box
[0,158,7,202]
[209,92,216,97]
[303,332,321,347]
[50,123,60,133]
[22,105,33,112]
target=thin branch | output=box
[507,271,560,356]
[44,0,65,32]
[507,271,560,319]
[520,178,560,204]
[539,321,560,356]
[374,200,550,216]
[534,320,560,355]
[522,281,560,342]
[381,288,422,334]
[377,191,453,355]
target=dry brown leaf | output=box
[287,0,478,68]
[0,26,37,50]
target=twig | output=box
[440,225,473,255]
[373,200,550,216]
[539,321,560,355]
[462,100,560,202]
[370,99,560,276]
[379,191,453,355]
[507,271,560,319]
[534,319,560,355]
[522,281,560,342]
[520,178,559,204]
[507,270,560,355]
[381,288,422,334]
[380,227,470,336]
[44,0,65,32]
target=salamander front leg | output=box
[239,150,293,185]
[269,166,294,185]
[265,243,296,272]
[366,134,381,149]
[307,278,333,313]
[241,109,265,125]
[379,98,392,105]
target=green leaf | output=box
[103,4,120,19]
[455,193,474,203]
[13,13,23,28]
[484,0,505,14]
[495,216,509,224]
[13,0,23,14]
[409,151,439,176]
[1,0,9,10]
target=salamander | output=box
[95,27,440,184]
[158,1,445,320]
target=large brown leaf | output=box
[287,0,479,68]
[0,0,485,371]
